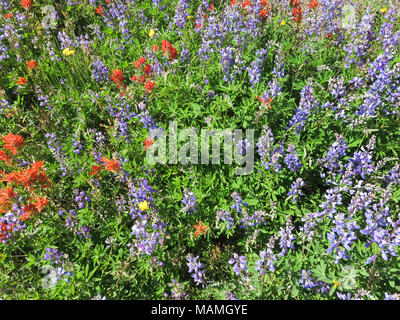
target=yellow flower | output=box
[37,23,42,30]
[138,200,150,211]
[62,48,75,56]
[380,7,387,14]
[187,15,193,20]
[149,29,155,38]
[333,280,340,288]
[280,20,286,26]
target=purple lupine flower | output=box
[186,254,205,286]
[73,189,91,209]
[284,144,302,172]
[318,134,347,178]
[181,188,197,214]
[231,192,247,214]
[216,209,234,230]
[298,270,331,294]
[287,177,305,203]
[255,236,277,274]
[288,80,319,135]
[92,58,109,83]
[278,219,296,257]
[0,206,26,244]
[43,248,63,265]
[247,48,269,87]
[220,46,235,83]
[45,132,71,176]
[228,253,248,277]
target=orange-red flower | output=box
[21,0,31,9]
[292,6,302,23]
[101,156,121,173]
[33,197,49,212]
[110,69,125,89]
[20,203,37,221]
[289,0,300,7]
[255,96,272,109]
[4,13,14,19]
[153,45,159,52]
[161,40,178,61]
[17,77,28,86]
[2,133,24,155]
[95,5,103,15]
[27,60,38,69]
[134,57,146,68]
[144,80,155,92]
[209,3,214,11]
[0,150,12,165]
[90,165,103,176]
[309,0,319,10]
[144,137,154,151]
[143,64,152,75]
[0,186,16,213]
[194,221,209,238]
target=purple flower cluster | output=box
[231,191,247,214]
[284,144,302,173]
[45,132,71,177]
[59,209,90,239]
[0,205,26,244]
[216,209,235,230]
[257,125,284,172]
[181,188,197,214]
[298,270,330,294]
[288,81,319,135]
[187,254,205,286]
[92,58,109,83]
[255,236,277,274]
[228,253,248,277]
[278,219,296,257]
[287,177,305,203]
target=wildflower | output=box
[27,60,38,69]
[289,0,300,6]
[2,133,24,155]
[17,77,28,86]
[280,20,286,26]
[309,0,318,10]
[153,45,159,51]
[194,221,208,238]
[101,157,121,173]
[228,253,248,277]
[144,137,153,151]
[138,200,149,211]
[380,7,388,14]
[333,280,341,288]
[4,13,14,19]
[187,254,205,285]
[134,57,146,68]
[144,80,155,92]
[182,188,197,214]
[255,96,272,109]
[95,6,103,15]
[33,197,49,212]
[0,150,12,165]
[90,165,103,176]
[62,48,75,56]
[110,69,125,89]
[149,29,155,38]
[161,40,178,60]
[21,0,31,9]
[292,6,302,23]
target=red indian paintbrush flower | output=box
[309,0,319,9]
[4,13,14,19]
[95,5,103,15]
[194,221,209,238]
[110,69,125,88]
[21,0,32,9]
[101,156,121,173]
[144,80,155,92]
[17,77,28,86]
[90,165,103,176]
[27,60,38,69]
[2,133,24,155]
[292,6,302,23]
[144,137,154,151]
